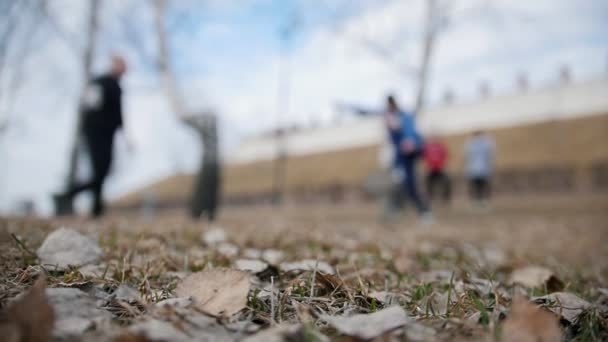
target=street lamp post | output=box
[272,16,297,205]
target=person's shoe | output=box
[420,211,435,226]
[91,202,105,218]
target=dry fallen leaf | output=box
[393,255,415,274]
[510,266,563,291]
[175,269,250,317]
[322,305,410,340]
[243,324,327,342]
[125,319,190,342]
[114,333,151,342]
[534,292,592,323]
[0,276,55,342]
[292,301,314,324]
[502,297,562,342]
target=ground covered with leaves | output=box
[0,195,607,341]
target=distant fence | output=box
[113,161,608,212]
[592,162,608,190]
[222,162,608,205]
[487,166,576,193]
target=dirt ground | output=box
[1,193,607,341]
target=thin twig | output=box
[270,275,276,325]
[309,260,319,304]
[11,233,37,257]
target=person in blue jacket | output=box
[384,95,433,224]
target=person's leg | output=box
[402,155,429,215]
[480,177,491,201]
[55,137,97,215]
[62,181,93,199]
[86,131,114,217]
[468,178,476,202]
[486,177,492,200]
[441,172,452,203]
[474,178,485,203]
[426,172,434,201]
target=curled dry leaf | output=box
[321,305,410,340]
[534,292,592,323]
[502,297,562,342]
[175,269,250,317]
[0,276,54,342]
[510,266,563,291]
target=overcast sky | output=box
[0,0,606,215]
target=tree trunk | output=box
[153,0,221,220]
[57,0,100,215]
[414,0,439,113]
[153,0,186,118]
[187,114,220,220]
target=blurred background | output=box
[0,0,607,216]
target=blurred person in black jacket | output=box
[55,56,127,217]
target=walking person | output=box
[423,134,451,204]
[54,56,128,217]
[464,130,495,207]
[383,95,433,225]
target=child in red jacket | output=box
[423,135,451,203]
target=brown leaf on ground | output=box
[393,255,416,274]
[243,324,328,342]
[534,292,592,323]
[292,301,314,324]
[322,305,410,340]
[502,297,562,342]
[510,266,564,291]
[0,275,55,342]
[114,333,151,342]
[175,269,250,317]
[316,272,343,295]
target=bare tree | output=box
[152,0,220,220]
[65,0,102,185]
[153,0,186,119]
[0,1,46,133]
[53,0,102,215]
[332,0,449,113]
[415,0,441,112]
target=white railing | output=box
[229,79,608,164]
